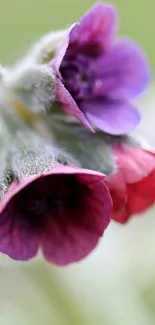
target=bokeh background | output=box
[0,0,155,324]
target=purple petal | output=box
[69,2,117,53]
[56,78,94,131]
[42,170,112,266]
[0,181,40,260]
[81,100,140,135]
[91,40,149,99]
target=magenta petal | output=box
[81,100,140,135]
[0,212,40,261]
[113,145,155,183]
[42,170,112,266]
[56,78,94,131]
[127,170,155,214]
[0,180,40,261]
[92,40,149,99]
[69,2,117,51]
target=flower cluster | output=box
[0,2,154,266]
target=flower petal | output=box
[110,189,129,224]
[111,171,155,224]
[112,209,129,224]
[56,78,94,131]
[91,40,149,99]
[42,170,112,265]
[69,2,117,53]
[112,145,155,183]
[127,170,155,214]
[106,147,155,223]
[0,180,40,260]
[81,99,140,135]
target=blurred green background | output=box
[0,0,154,69]
[0,1,155,324]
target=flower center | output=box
[15,175,84,229]
[60,54,92,102]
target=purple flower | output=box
[51,2,149,135]
[0,165,112,265]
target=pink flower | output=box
[106,144,155,223]
[0,165,112,265]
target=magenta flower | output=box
[0,165,112,265]
[51,2,149,134]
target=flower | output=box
[50,2,149,135]
[105,143,155,223]
[0,165,112,265]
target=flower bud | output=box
[28,29,69,65]
[4,64,56,114]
